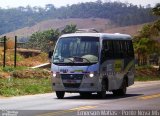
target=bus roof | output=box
[60,33,132,40]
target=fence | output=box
[0,36,18,67]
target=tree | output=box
[27,24,77,52]
[152,3,160,16]
[27,29,60,52]
[138,24,152,38]
[152,3,160,71]
[150,20,160,37]
[134,4,160,66]
[62,24,77,34]
[134,38,149,65]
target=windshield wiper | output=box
[54,56,91,63]
[72,56,91,63]
[53,57,74,63]
[66,58,74,63]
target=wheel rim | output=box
[122,79,127,94]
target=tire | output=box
[97,80,106,99]
[56,91,65,99]
[112,79,127,96]
[79,92,92,98]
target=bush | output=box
[2,67,15,72]
[6,39,15,49]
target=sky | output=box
[0,0,159,8]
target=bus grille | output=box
[61,74,84,88]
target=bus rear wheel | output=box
[112,79,127,96]
[56,91,65,99]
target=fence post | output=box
[14,36,17,68]
[3,36,6,68]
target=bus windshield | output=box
[53,36,99,64]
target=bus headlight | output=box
[51,71,60,78]
[52,72,57,77]
[89,73,94,78]
[52,73,57,77]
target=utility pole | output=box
[14,36,17,68]
[3,36,6,68]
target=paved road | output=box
[0,81,160,116]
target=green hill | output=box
[0,1,157,35]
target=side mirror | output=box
[48,51,53,59]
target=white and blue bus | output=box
[51,30,135,99]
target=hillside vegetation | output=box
[105,24,145,36]
[0,1,157,35]
[1,18,112,38]
[2,19,146,38]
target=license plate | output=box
[66,80,77,83]
[63,79,77,83]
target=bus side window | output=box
[119,41,124,58]
[113,40,121,59]
[101,40,113,63]
[122,40,134,58]
[128,40,134,58]
[123,41,129,58]
[121,41,126,58]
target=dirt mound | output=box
[12,69,50,78]
[0,72,10,78]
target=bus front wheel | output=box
[56,91,65,99]
[97,81,106,99]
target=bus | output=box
[50,30,135,99]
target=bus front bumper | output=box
[52,77,101,92]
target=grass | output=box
[135,76,160,81]
[0,64,159,97]
[0,78,52,97]
[135,65,160,81]
[0,66,51,97]
[0,75,159,97]
[0,66,27,72]
[135,65,152,69]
